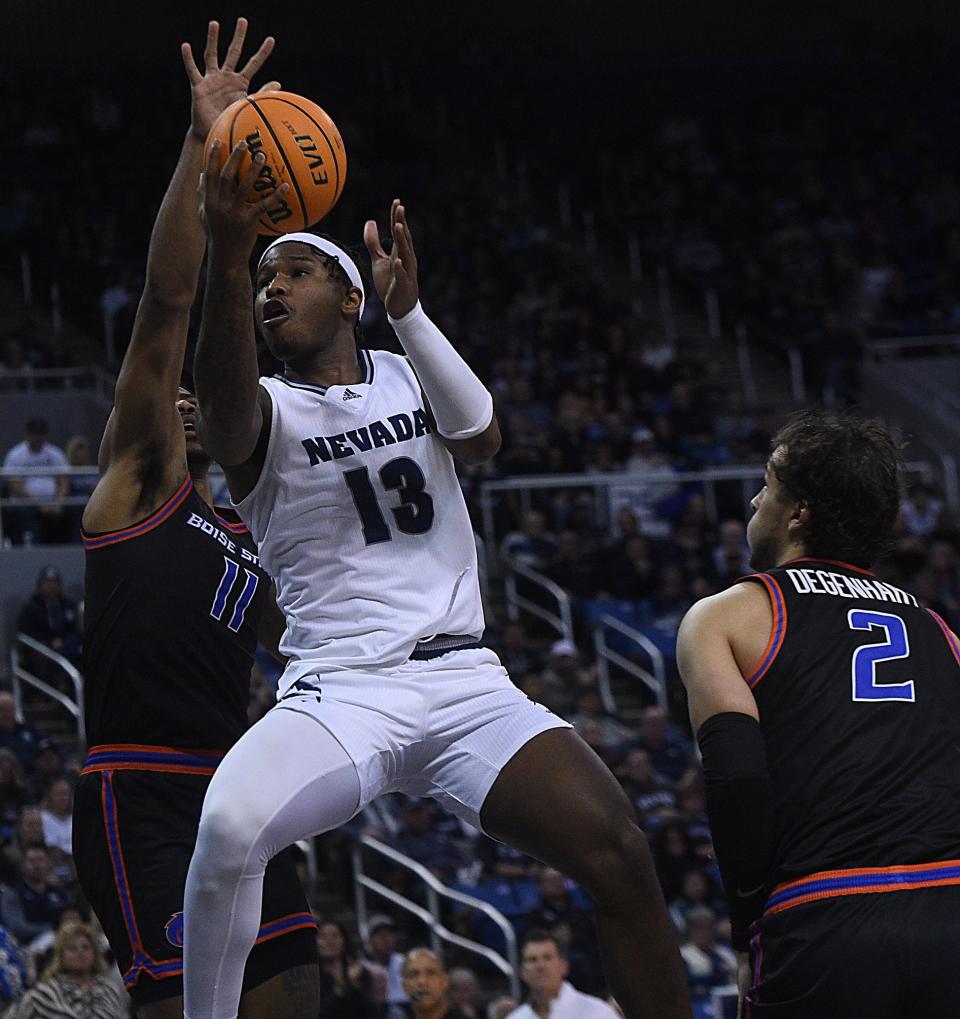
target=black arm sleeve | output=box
[697,711,777,950]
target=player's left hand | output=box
[181,18,281,141]
[364,199,420,319]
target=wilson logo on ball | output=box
[205,90,347,235]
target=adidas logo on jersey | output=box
[342,388,363,401]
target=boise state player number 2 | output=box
[848,609,914,703]
[210,558,260,632]
[345,456,435,544]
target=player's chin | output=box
[186,441,211,468]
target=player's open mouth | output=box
[262,298,290,327]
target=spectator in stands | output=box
[679,907,736,1016]
[401,948,468,1019]
[447,966,483,1018]
[475,834,539,882]
[711,519,751,587]
[0,811,45,887]
[39,778,73,859]
[62,436,96,542]
[316,918,379,1018]
[675,772,712,846]
[0,694,43,773]
[500,510,558,569]
[567,687,632,755]
[2,418,69,545]
[616,748,676,831]
[535,639,595,716]
[629,706,692,783]
[523,868,602,996]
[6,920,127,1018]
[487,998,518,1019]
[0,920,26,1010]
[598,534,658,601]
[507,930,618,1018]
[16,565,82,668]
[27,738,64,803]
[649,563,696,634]
[652,822,702,903]
[0,845,70,947]
[393,801,467,883]
[494,623,544,684]
[364,913,408,1019]
[542,530,599,600]
[0,750,28,843]
[668,868,725,937]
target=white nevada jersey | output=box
[236,348,485,693]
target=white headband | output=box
[258,232,365,318]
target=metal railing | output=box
[0,366,115,401]
[352,834,520,1000]
[592,614,667,713]
[9,633,85,744]
[503,558,574,642]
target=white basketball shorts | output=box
[273,645,570,829]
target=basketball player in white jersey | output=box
[183,147,690,1019]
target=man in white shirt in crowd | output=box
[2,417,68,544]
[508,931,619,1019]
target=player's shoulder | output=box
[679,578,771,639]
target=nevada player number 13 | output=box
[344,455,435,545]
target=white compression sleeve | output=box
[387,302,494,440]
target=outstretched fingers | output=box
[391,201,418,275]
[181,42,203,86]
[202,20,221,73]
[363,219,389,262]
[240,35,276,83]
[221,17,249,72]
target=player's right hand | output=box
[182,18,281,142]
[199,141,289,254]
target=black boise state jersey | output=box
[738,558,960,885]
[82,476,271,749]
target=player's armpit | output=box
[676,591,761,733]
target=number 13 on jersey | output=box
[848,609,914,703]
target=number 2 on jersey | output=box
[345,456,435,545]
[848,609,914,703]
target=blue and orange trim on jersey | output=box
[82,475,192,550]
[93,751,315,990]
[763,859,960,917]
[82,744,226,777]
[928,609,960,667]
[213,511,249,536]
[738,573,788,689]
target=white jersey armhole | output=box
[234,379,282,515]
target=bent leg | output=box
[183,707,360,1019]
[480,728,690,1019]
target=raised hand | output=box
[363,199,420,319]
[199,140,289,255]
[181,18,280,141]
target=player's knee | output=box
[196,800,262,876]
[573,820,652,900]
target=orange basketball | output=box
[204,90,347,235]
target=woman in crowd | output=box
[317,918,380,1018]
[6,921,127,1018]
